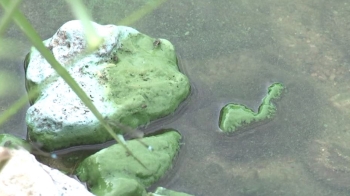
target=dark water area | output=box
[1,0,350,195]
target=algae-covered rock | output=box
[96,177,147,196]
[0,134,30,150]
[0,134,57,159]
[76,130,181,196]
[219,83,284,133]
[25,20,190,151]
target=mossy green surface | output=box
[99,178,147,196]
[27,123,113,151]
[76,130,181,196]
[0,134,30,150]
[219,83,284,133]
[104,33,190,128]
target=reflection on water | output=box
[1,0,350,195]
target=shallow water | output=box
[1,0,350,195]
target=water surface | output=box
[1,0,350,195]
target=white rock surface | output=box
[25,20,139,150]
[26,20,138,126]
[0,147,94,196]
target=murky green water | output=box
[1,0,350,195]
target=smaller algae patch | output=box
[76,130,181,196]
[0,134,29,149]
[219,83,284,133]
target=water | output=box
[1,0,350,195]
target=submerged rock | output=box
[0,134,29,149]
[25,20,190,151]
[219,83,284,133]
[151,187,194,196]
[0,147,93,196]
[0,133,58,159]
[76,130,181,196]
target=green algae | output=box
[95,177,147,196]
[0,133,59,159]
[103,33,190,129]
[0,134,30,150]
[76,130,182,196]
[219,83,284,133]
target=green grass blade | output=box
[65,0,103,51]
[118,0,168,25]
[0,0,22,36]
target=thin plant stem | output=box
[118,0,168,25]
[0,0,22,36]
